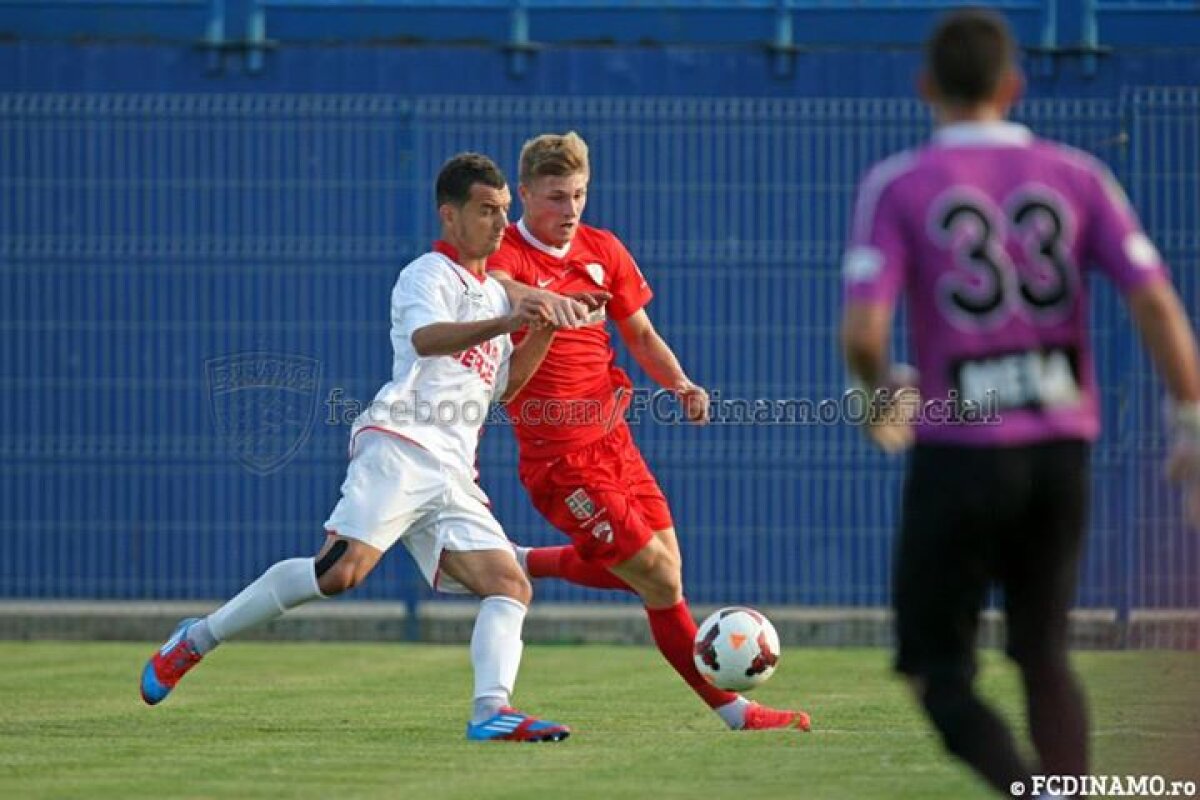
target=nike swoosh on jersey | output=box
[536,278,553,288]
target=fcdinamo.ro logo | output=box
[206,352,322,475]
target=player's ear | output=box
[917,71,939,107]
[517,182,531,206]
[437,201,456,229]
[995,68,1024,114]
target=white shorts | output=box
[323,431,511,594]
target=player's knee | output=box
[656,564,683,600]
[650,548,682,592]
[917,668,978,754]
[505,574,533,606]
[1012,651,1074,690]
[920,670,970,712]
[316,563,354,596]
[484,570,532,605]
[641,558,683,607]
[315,554,372,596]
[625,540,682,603]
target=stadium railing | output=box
[4,0,1193,76]
[7,0,1181,75]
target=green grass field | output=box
[2,643,1197,799]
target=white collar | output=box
[932,121,1033,148]
[517,217,571,260]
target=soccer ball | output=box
[693,606,781,691]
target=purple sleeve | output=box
[842,161,912,306]
[1082,162,1169,294]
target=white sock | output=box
[715,696,751,730]
[185,618,219,655]
[203,558,325,642]
[470,595,527,722]
[472,696,506,724]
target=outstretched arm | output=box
[411,295,552,358]
[411,318,518,358]
[616,309,708,424]
[490,270,608,329]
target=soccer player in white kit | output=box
[140,153,574,742]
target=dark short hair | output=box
[926,8,1016,106]
[435,152,507,208]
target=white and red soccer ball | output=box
[693,606,781,691]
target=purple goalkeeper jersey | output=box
[843,121,1169,446]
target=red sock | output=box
[646,599,739,709]
[526,546,632,592]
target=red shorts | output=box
[518,423,674,567]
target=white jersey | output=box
[351,245,512,478]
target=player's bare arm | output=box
[1127,280,1200,406]
[489,269,603,329]
[616,309,709,424]
[411,295,550,358]
[500,324,556,403]
[411,318,517,358]
[841,300,891,389]
[1126,279,1200,525]
[841,300,920,454]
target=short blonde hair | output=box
[519,131,590,185]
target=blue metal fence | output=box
[1123,88,1200,621]
[1,92,1197,620]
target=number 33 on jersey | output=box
[843,122,1169,445]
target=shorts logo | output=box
[591,520,614,544]
[206,351,321,475]
[565,488,595,521]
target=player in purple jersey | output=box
[841,9,1200,798]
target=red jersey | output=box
[488,219,654,459]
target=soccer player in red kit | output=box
[489,132,810,732]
